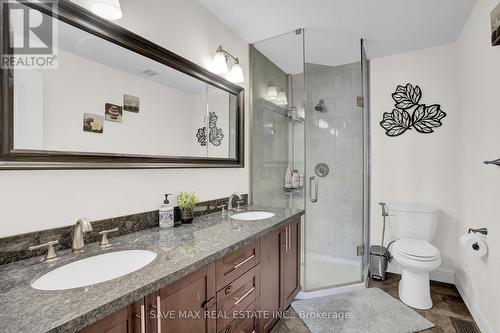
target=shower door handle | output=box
[309,176,318,202]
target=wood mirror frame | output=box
[0,0,244,169]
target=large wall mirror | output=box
[0,0,244,169]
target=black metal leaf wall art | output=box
[196,127,207,146]
[196,112,224,146]
[380,83,446,137]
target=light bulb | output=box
[91,0,122,20]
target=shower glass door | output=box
[303,40,367,291]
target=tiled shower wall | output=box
[250,46,290,208]
[305,62,364,260]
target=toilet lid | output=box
[393,239,440,259]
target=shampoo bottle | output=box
[292,170,299,189]
[284,166,292,189]
[159,194,174,228]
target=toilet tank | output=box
[387,203,439,241]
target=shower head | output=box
[314,99,326,112]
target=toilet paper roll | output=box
[459,234,488,257]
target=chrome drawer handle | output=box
[156,296,162,333]
[233,254,255,269]
[285,226,288,253]
[150,296,162,333]
[232,286,255,305]
[134,304,146,333]
[288,225,291,252]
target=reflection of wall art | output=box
[196,128,207,146]
[105,103,123,122]
[83,113,103,133]
[491,2,500,46]
[124,94,140,113]
[380,83,446,137]
[196,112,224,146]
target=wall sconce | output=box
[277,89,288,106]
[91,0,123,20]
[266,85,288,106]
[266,86,278,101]
[212,45,244,83]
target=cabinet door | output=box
[259,227,282,333]
[281,219,301,309]
[79,299,145,333]
[156,263,216,333]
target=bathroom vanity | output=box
[0,206,303,333]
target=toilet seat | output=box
[392,239,440,261]
[391,238,442,309]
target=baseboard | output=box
[387,262,455,284]
[455,276,496,333]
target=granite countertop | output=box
[0,205,304,333]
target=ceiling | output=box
[198,0,476,73]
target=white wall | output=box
[16,49,209,157]
[0,0,249,237]
[455,0,500,331]
[371,1,500,330]
[15,54,232,157]
[370,43,460,276]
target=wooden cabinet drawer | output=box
[219,299,259,333]
[216,265,260,329]
[216,240,260,290]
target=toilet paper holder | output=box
[468,227,488,235]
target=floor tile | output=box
[270,273,477,333]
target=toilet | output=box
[388,203,441,310]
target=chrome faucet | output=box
[72,218,93,252]
[228,193,243,211]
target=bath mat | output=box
[291,288,434,333]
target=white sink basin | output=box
[31,250,157,291]
[231,211,275,221]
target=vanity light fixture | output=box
[266,85,288,106]
[277,90,288,106]
[228,60,244,83]
[91,0,123,20]
[212,45,245,83]
[266,85,278,101]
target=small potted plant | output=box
[177,192,199,224]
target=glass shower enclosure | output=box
[251,31,370,293]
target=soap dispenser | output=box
[159,194,174,228]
